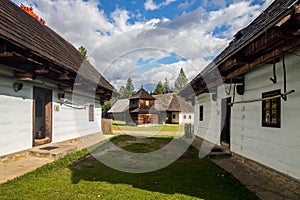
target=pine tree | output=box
[125,78,135,98]
[174,68,188,93]
[163,77,170,94]
[153,81,164,95]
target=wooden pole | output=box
[228,90,295,106]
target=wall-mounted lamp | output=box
[13,82,23,92]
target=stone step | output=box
[30,144,77,160]
[208,147,231,159]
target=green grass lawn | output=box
[112,122,184,132]
[0,135,258,200]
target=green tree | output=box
[102,97,118,118]
[119,86,126,99]
[119,78,135,99]
[125,78,135,98]
[163,77,170,94]
[78,46,87,59]
[153,81,164,95]
[174,68,188,93]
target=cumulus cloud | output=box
[23,0,269,90]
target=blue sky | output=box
[13,0,274,91]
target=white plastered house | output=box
[0,0,115,157]
[180,0,300,194]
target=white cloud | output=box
[26,0,269,90]
[144,0,177,11]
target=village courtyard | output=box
[1,0,300,199]
[0,125,262,200]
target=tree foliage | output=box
[119,78,135,99]
[78,46,88,59]
[163,77,171,94]
[174,68,188,93]
[153,81,164,95]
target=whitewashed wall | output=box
[194,93,220,145]
[0,67,102,156]
[194,49,300,179]
[229,50,300,179]
[0,70,33,156]
[52,92,102,143]
[179,113,194,124]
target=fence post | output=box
[102,119,112,134]
[184,124,193,138]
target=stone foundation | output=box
[231,152,300,196]
[0,150,29,165]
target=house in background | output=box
[0,0,115,157]
[108,92,194,125]
[129,87,158,125]
[181,0,300,194]
[107,99,129,122]
[153,93,194,124]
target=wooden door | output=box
[33,86,52,145]
[221,97,231,147]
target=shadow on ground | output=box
[69,136,257,200]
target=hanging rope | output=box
[59,98,88,110]
[228,90,295,106]
[270,62,277,84]
[225,82,232,95]
[282,55,287,101]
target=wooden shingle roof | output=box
[130,88,155,100]
[107,99,129,113]
[184,0,300,96]
[154,93,194,113]
[0,0,115,92]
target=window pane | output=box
[272,99,277,109]
[265,99,270,109]
[262,90,281,128]
[265,110,271,123]
[272,110,277,123]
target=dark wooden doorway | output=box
[220,97,231,147]
[33,86,52,146]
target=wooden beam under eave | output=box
[34,65,49,74]
[96,87,104,94]
[57,73,71,80]
[58,85,73,93]
[244,29,283,57]
[0,52,13,57]
[226,37,300,80]
[14,71,36,81]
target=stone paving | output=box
[1,132,300,200]
[0,133,113,184]
[192,136,300,200]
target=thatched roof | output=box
[0,0,115,92]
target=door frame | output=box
[32,86,53,146]
[220,97,231,147]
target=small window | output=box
[173,114,176,119]
[262,90,280,128]
[183,115,186,119]
[89,104,94,122]
[189,115,191,119]
[199,105,204,121]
